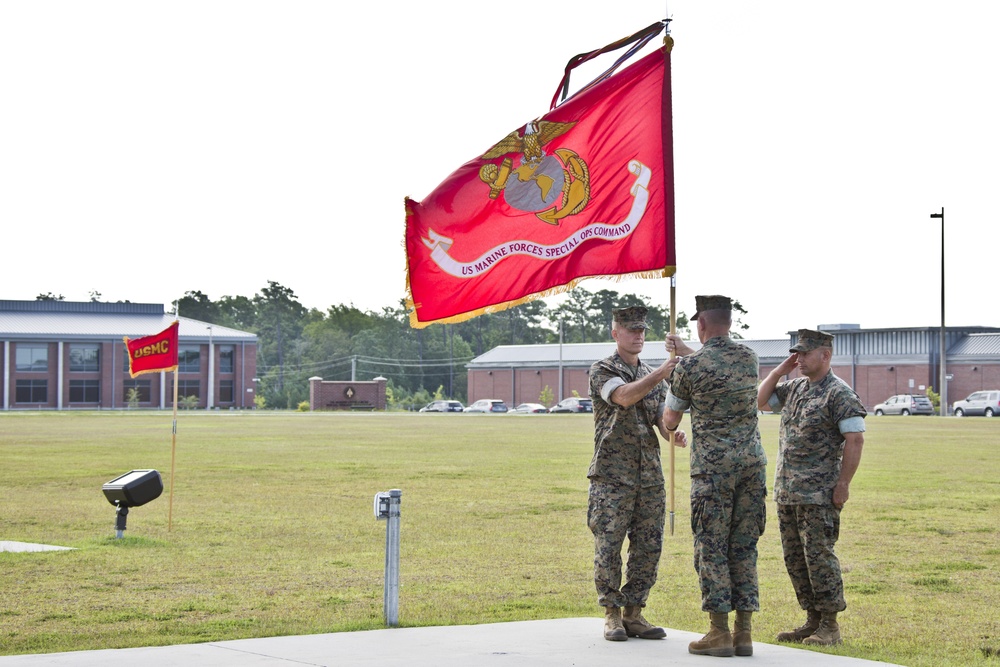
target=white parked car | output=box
[509,403,548,414]
[463,399,508,413]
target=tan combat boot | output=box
[604,606,628,642]
[688,612,735,657]
[623,605,666,639]
[733,610,753,656]
[776,609,821,643]
[802,611,841,645]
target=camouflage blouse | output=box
[587,352,666,488]
[666,336,767,476]
[770,369,867,505]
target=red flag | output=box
[405,28,675,328]
[124,321,179,378]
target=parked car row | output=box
[871,391,1000,417]
[418,397,595,414]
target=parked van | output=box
[952,390,1000,417]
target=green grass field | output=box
[1,412,998,665]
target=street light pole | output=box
[930,207,946,416]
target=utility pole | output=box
[930,207,947,416]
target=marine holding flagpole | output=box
[588,305,687,642]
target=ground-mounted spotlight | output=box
[102,470,163,538]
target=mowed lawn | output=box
[1,411,998,665]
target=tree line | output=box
[42,283,748,410]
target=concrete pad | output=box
[0,541,75,553]
[0,618,902,666]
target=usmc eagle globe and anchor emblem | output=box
[478,120,590,225]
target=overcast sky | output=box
[3,1,997,340]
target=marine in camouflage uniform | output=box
[757,328,867,646]
[588,305,685,641]
[663,295,767,657]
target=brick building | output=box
[1,300,257,410]
[466,325,1000,412]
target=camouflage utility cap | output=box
[691,294,732,320]
[613,306,649,330]
[790,328,834,353]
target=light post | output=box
[557,319,564,402]
[930,207,946,416]
[206,326,214,409]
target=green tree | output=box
[926,386,941,411]
[551,289,596,343]
[539,385,554,407]
[125,388,141,409]
[730,299,750,339]
[176,290,219,323]
[254,281,307,405]
[215,294,258,331]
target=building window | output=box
[123,380,151,403]
[179,346,200,373]
[70,344,100,372]
[174,380,200,399]
[16,345,48,372]
[220,345,234,373]
[219,380,234,403]
[16,379,48,403]
[70,380,100,403]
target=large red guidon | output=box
[405,44,675,328]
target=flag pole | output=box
[168,301,179,532]
[668,276,677,536]
[168,368,178,531]
[663,14,677,536]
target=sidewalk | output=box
[0,618,904,666]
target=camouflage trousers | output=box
[588,479,665,608]
[777,503,846,613]
[690,465,767,613]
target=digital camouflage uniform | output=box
[666,336,767,613]
[767,368,867,613]
[588,351,667,609]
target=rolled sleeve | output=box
[838,416,866,434]
[767,393,782,412]
[601,377,626,403]
[665,388,690,412]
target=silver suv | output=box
[952,390,1000,417]
[872,394,935,416]
[463,399,509,413]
